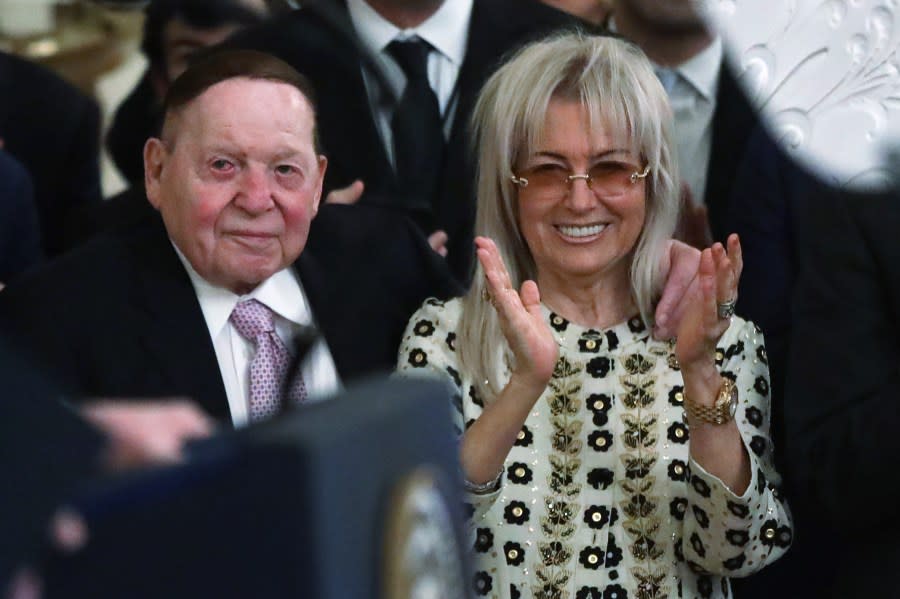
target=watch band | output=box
[685,378,737,425]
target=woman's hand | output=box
[476,236,558,389]
[674,235,742,374]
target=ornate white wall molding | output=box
[704,0,900,189]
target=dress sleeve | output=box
[680,318,793,577]
[396,298,503,521]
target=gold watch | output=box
[685,378,738,425]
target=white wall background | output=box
[704,0,900,189]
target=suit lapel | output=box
[127,219,232,423]
[293,252,353,382]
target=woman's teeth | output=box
[557,224,606,238]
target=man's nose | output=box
[235,167,275,213]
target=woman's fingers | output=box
[712,242,737,304]
[728,233,743,284]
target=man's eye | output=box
[211,159,232,171]
[275,164,297,176]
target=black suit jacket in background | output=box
[224,0,585,282]
[704,65,758,243]
[785,185,900,598]
[0,150,42,282]
[0,51,102,257]
[0,205,461,425]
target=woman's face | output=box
[515,96,647,290]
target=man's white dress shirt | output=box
[347,0,473,168]
[175,247,340,427]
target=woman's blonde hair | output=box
[457,32,680,399]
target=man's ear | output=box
[144,138,168,211]
[310,155,328,217]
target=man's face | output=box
[144,78,326,295]
[615,0,706,33]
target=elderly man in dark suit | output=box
[0,49,460,427]
[223,0,587,282]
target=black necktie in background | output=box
[387,38,445,214]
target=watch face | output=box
[727,386,739,418]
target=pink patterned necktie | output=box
[229,299,308,422]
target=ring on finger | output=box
[716,298,736,320]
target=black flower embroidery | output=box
[728,500,750,518]
[726,529,750,546]
[750,435,766,456]
[668,459,688,482]
[587,356,613,378]
[754,376,770,396]
[691,475,711,498]
[578,331,603,353]
[745,406,763,427]
[757,345,768,364]
[578,546,604,570]
[667,422,689,444]
[468,385,484,408]
[413,319,435,337]
[446,366,461,387]
[474,528,493,553]
[588,467,614,490]
[514,425,533,447]
[549,312,569,332]
[670,497,688,520]
[510,585,521,599]
[690,532,706,558]
[761,522,793,549]
[609,508,619,526]
[603,583,627,599]
[588,430,613,452]
[692,505,710,529]
[445,331,456,351]
[504,501,530,524]
[473,571,492,596]
[605,536,623,567]
[587,393,613,414]
[407,348,428,368]
[504,541,525,566]
[697,576,713,598]
[583,505,610,529]
[606,330,620,350]
[725,340,744,358]
[576,587,602,599]
[724,553,746,571]
[628,316,646,333]
[668,385,684,407]
[507,462,533,484]
[593,411,609,427]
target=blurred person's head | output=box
[459,32,679,393]
[363,0,445,29]
[611,0,712,65]
[143,0,269,99]
[144,49,326,294]
[539,0,611,25]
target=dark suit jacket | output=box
[224,0,585,282]
[705,65,758,242]
[785,185,900,597]
[0,51,102,257]
[0,150,42,282]
[0,206,461,426]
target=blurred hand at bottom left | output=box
[6,400,215,599]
